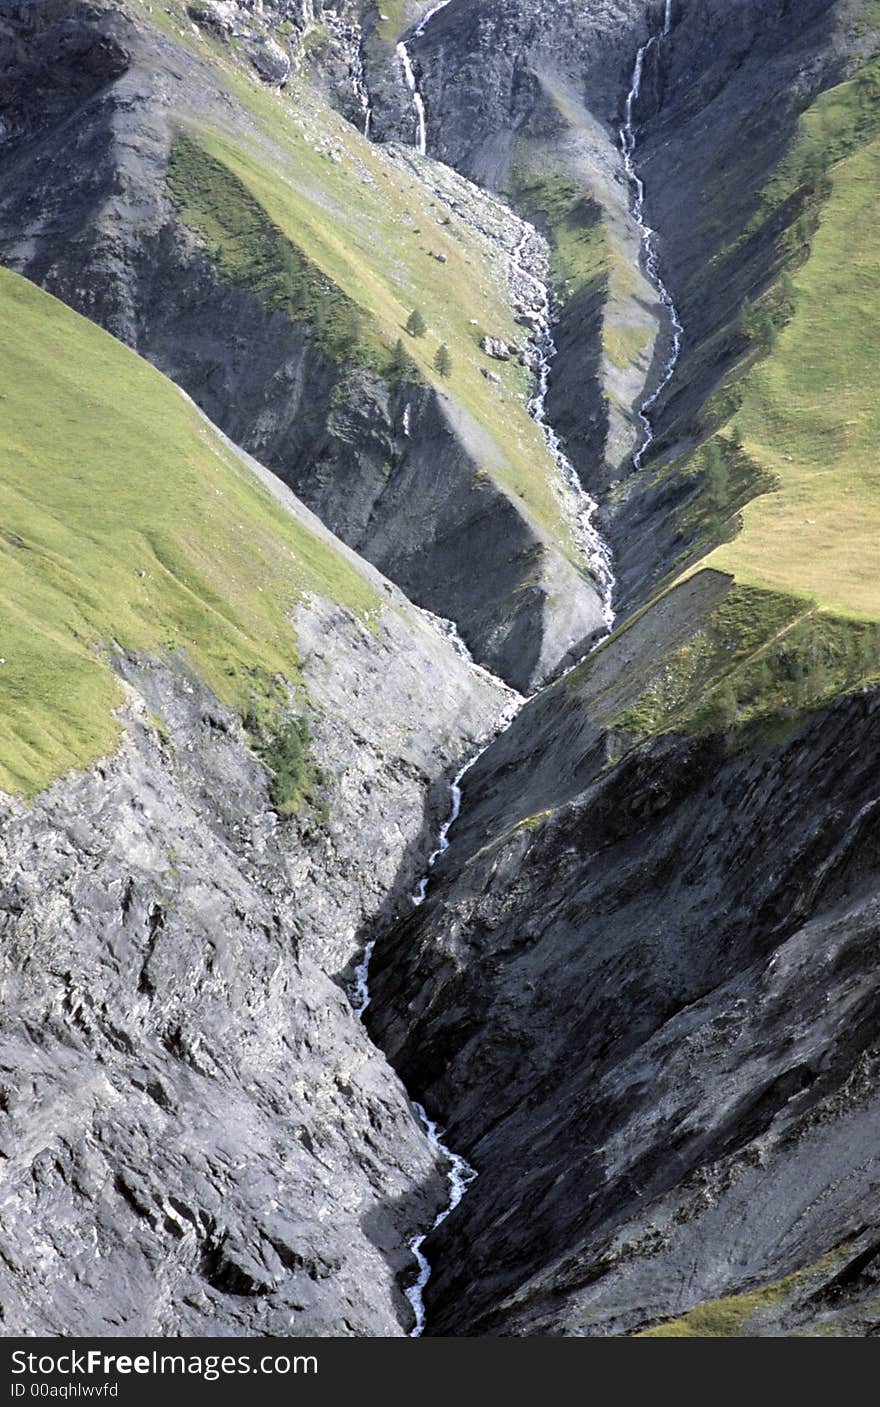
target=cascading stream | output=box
[510,229,616,633]
[354,0,681,1339]
[619,0,683,466]
[397,0,452,154]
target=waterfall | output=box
[397,41,428,154]
[510,231,617,632]
[397,0,453,154]
[619,6,683,467]
[404,1103,477,1337]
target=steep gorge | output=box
[365,0,880,1337]
[2,0,880,1342]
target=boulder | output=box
[248,36,291,84]
[480,335,510,360]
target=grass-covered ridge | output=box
[375,0,409,44]
[680,54,880,621]
[702,126,880,619]
[0,268,377,797]
[601,53,880,750]
[167,132,380,367]
[133,0,584,559]
[613,582,880,743]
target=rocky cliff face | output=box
[3,0,880,1344]
[0,682,442,1337]
[360,0,880,1338]
[367,581,880,1332]
[0,490,509,1336]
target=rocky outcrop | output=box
[383,0,641,184]
[368,587,880,1334]
[247,34,291,83]
[0,430,510,1334]
[0,683,442,1337]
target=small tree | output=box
[388,337,411,380]
[405,308,427,338]
[434,342,452,377]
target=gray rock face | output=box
[248,35,291,83]
[0,706,436,1337]
[391,0,642,184]
[0,556,509,1334]
[368,612,880,1334]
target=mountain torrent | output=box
[2,0,880,1340]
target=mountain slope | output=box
[0,0,605,688]
[366,9,880,1337]
[0,262,511,1335]
[4,0,880,1344]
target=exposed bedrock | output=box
[376,0,643,186]
[367,576,880,1334]
[0,564,509,1334]
[0,689,439,1337]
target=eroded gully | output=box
[352,1,682,1337]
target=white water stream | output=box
[352,0,681,1338]
[510,230,617,633]
[397,0,453,154]
[404,1103,478,1336]
[619,0,682,467]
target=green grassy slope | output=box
[707,128,880,616]
[0,268,377,798]
[136,0,579,558]
[597,53,880,746]
[166,133,382,369]
[509,164,650,376]
[635,1251,844,1338]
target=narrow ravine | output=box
[619,0,683,466]
[403,1103,477,1336]
[353,0,682,1338]
[510,229,617,632]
